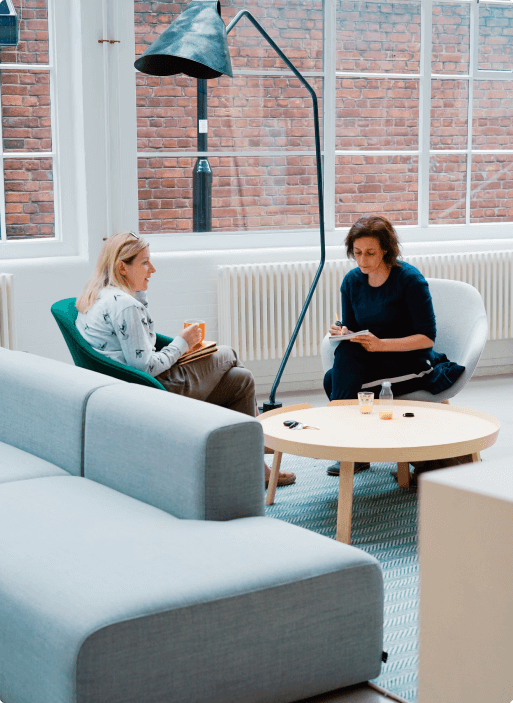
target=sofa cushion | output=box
[0,349,123,476]
[0,441,71,483]
[84,383,265,521]
[0,476,383,703]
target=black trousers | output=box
[323,339,430,401]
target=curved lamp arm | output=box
[226,11,326,411]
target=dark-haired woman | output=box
[324,215,465,477]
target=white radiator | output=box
[217,251,513,361]
[0,274,17,350]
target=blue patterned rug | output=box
[265,456,418,703]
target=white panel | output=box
[0,274,16,350]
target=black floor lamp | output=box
[135,0,325,412]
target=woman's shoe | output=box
[264,467,296,488]
[326,462,371,476]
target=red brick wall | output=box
[135,0,324,232]
[0,0,49,64]
[137,75,323,152]
[4,158,54,238]
[336,154,418,226]
[138,154,320,232]
[337,1,421,73]
[432,1,469,74]
[0,0,54,239]
[471,155,513,222]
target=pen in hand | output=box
[335,312,343,328]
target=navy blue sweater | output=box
[340,261,464,393]
[341,260,436,354]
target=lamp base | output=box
[261,401,283,414]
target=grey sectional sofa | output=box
[0,348,384,703]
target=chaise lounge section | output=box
[0,348,384,703]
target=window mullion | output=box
[323,0,336,233]
[466,0,479,224]
[419,0,433,228]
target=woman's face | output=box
[119,246,156,292]
[353,236,387,275]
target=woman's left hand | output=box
[350,331,384,352]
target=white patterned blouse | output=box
[75,285,188,377]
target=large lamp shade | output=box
[134,0,233,79]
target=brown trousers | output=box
[156,345,257,417]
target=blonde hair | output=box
[76,231,149,313]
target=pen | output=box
[335,312,343,328]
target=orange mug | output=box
[184,319,205,343]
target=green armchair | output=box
[51,298,173,391]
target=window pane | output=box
[430,154,466,225]
[335,154,418,226]
[1,70,51,151]
[337,1,421,73]
[432,2,470,75]
[473,80,513,149]
[136,75,322,152]
[336,78,419,149]
[431,79,468,150]
[471,154,513,223]
[3,157,54,239]
[138,155,320,233]
[0,0,49,65]
[135,0,323,74]
[478,3,513,72]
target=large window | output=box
[0,0,55,241]
[134,0,513,236]
[134,0,324,234]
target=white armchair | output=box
[320,278,488,403]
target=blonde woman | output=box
[76,231,295,487]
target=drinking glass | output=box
[358,391,374,414]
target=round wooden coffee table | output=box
[259,400,500,544]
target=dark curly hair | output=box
[345,216,402,268]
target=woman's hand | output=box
[350,331,384,352]
[329,324,352,336]
[179,323,202,349]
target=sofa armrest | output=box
[83,384,264,521]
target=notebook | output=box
[176,340,218,366]
[328,329,370,343]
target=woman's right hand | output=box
[329,324,352,336]
[179,323,202,348]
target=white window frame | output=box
[0,0,76,259]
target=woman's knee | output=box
[232,366,255,394]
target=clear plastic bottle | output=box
[379,381,393,420]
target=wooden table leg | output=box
[471,451,481,462]
[397,462,410,488]
[336,461,355,544]
[265,451,282,506]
